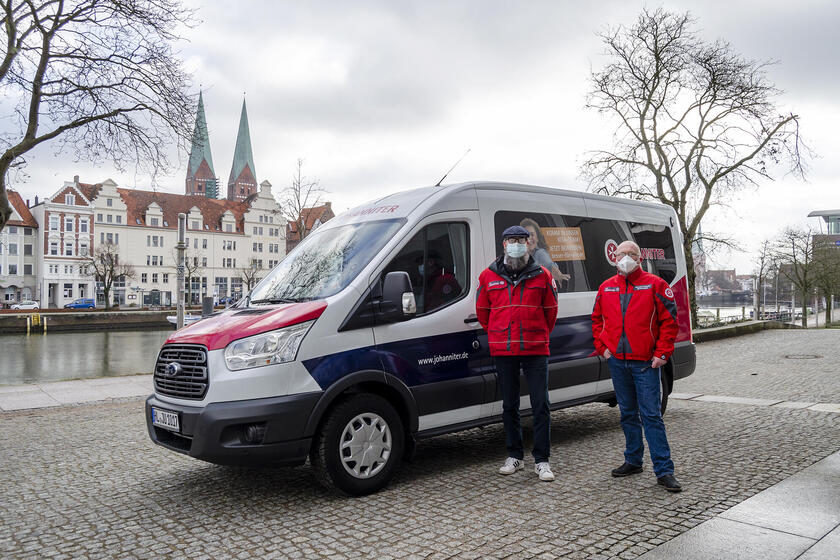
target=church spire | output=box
[227,98,257,201]
[185,91,218,198]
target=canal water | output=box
[0,329,172,385]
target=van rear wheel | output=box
[310,393,404,496]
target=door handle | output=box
[464,314,479,324]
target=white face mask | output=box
[616,255,639,275]
[505,242,527,258]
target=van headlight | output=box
[224,320,314,371]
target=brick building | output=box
[285,202,335,253]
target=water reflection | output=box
[0,329,172,385]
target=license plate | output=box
[151,407,180,432]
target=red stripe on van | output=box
[166,300,327,351]
[671,276,692,343]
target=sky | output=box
[7,0,840,274]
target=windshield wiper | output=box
[250,297,298,305]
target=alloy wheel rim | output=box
[339,412,392,479]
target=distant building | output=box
[808,209,840,248]
[185,92,219,199]
[735,274,754,292]
[0,191,39,304]
[227,100,258,202]
[286,202,335,253]
[705,269,737,293]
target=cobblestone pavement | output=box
[679,329,840,402]
[1,331,838,559]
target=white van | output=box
[146,182,696,495]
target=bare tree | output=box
[753,240,773,320]
[0,0,196,232]
[238,258,263,292]
[280,158,326,245]
[773,227,817,327]
[812,237,840,326]
[84,242,135,309]
[583,8,807,327]
[171,247,202,305]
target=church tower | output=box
[227,99,258,201]
[185,92,219,198]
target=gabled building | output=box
[285,202,334,253]
[0,190,39,304]
[30,180,96,308]
[227,100,258,201]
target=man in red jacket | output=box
[591,240,682,492]
[477,225,558,481]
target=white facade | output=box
[0,224,38,303]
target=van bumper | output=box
[145,392,321,467]
[671,341,696,380]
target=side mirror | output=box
[380,271,415,321]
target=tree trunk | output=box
[801,290,808,328]
[103,285,111,310]
[0,171,12,233]
[825,296,831,327]
[683,240,699,329]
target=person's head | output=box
[417,250,442,276]
[519,218,546,255]
[615,240,641,276]
[501,225,530,268]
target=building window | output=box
[150,217,159,227]
[8,243,17,255]
[191,220,199,229]
[152,273,158,283]
[65,217,74,231]
[64,241,73,256]
[162,273,169,283]
[107,198,113,207]
[159,236,163,247]
[106,214,113,223]
[116,215,122,224]
[106,233,114,244]
[65,194,75,205]
[24,227,31,235]
[24,264,32,275]
[152,256,159,266]
[146,235,150,247]
[141,273,148,283]
[202,257,207,267]
[226,224,233,232]
[24,244,32,256]
[49,216,58,230]
[152,236,159,247]
[80,219,88,233]
[193,238,198,249]
[8,264,17,275]
[50,242,58,255]
[202,238,207,249]
[97,213,103,222]
[80,243,89,256]
[64,283,73,298]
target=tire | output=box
[310,393,404,496]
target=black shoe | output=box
[657,474,682,492]
[611,463,643,477]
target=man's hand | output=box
[603,349,612,359]
[651,357,667,368]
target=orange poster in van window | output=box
[543,227,586,261]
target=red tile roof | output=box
[78,182,250,233]
[287,202,334,238]
[7,190,38,228]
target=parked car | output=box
[11,300,40,310]
[64,298,96,309]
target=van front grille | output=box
[154,344,208,399]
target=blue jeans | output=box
[495,355,550,463]
[608,357,674,477]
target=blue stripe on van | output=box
[302,314,596,390]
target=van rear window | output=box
[494,211,675,291]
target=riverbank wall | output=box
[0,310,172,334]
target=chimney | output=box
[74,175,79,185]
[26,199,30,207]
[34,195,39,205]
[325,201,331,208]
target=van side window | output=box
[629,222,677,283]
[382,222,469,315]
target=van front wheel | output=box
[310,393,404,496]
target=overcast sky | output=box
[9,0,840,273]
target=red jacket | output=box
[476,256,558,356]
[591,267,679,361]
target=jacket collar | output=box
[618,266,645,285]
[489,254,541,284]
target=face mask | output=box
[418,265,424,275]
[616,255,638,275]
[505,242,527,258]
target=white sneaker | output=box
[499,457,524,475]
[535,462,555,481]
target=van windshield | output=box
[247,218,405,304]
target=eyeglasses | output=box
[615,251,639,259]
[505,237,528,244]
